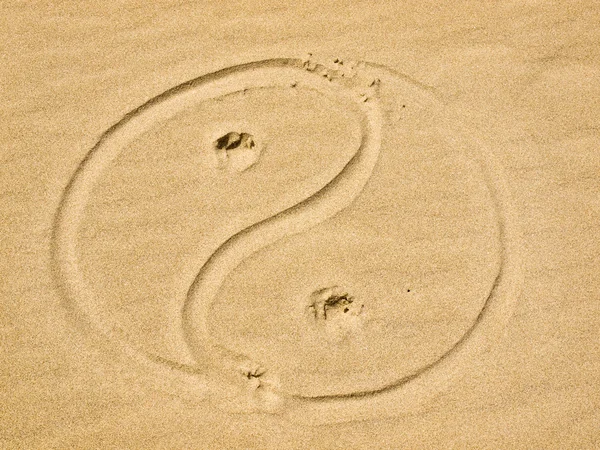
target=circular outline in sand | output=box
[51,58,523,424]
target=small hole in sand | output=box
[212,131,261,172]
[214,132,254,151]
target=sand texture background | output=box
[2,1,600,448]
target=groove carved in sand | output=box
[51,57,523,424]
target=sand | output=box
[2,1,600,448]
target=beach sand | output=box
[2,1,599,448]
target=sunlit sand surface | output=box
[2,2,600,448]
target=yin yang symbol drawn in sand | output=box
[52,57,523,424]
